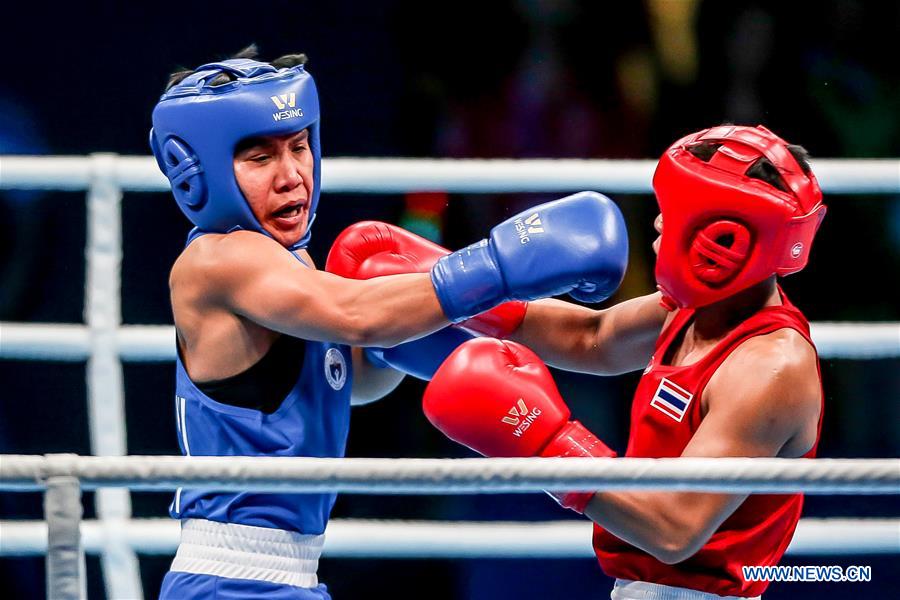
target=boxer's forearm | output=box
[583,489,746,565]
[509,299,605,372]
[511,294,666,375]
[314,272,449,347]
[350,346,405,405]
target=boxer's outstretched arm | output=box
[174,230,447,348]
[582,331,821,564]
[509,293,668,375]
[426,309,820,566]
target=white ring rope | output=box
[2,455,898,494]
[1,518,896,558]
[2,321,897,361]
[1,155,898,193]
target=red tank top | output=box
[593,289,823,597]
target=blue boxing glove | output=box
[365,326,474,381]
[430,192,628,321]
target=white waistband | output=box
[169,519,324,589]
[612,579,761,600]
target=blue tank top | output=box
[170,230,353,534]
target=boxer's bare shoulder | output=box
[705,328,822,457]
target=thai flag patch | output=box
[650,378,693,422]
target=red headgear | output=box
[653,125,826,309]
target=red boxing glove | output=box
[326,221,526,337]
[455,300,528,339]
[423,338,615,513]
[326,221,446,279]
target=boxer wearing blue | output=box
[159,242,348,599]
[151,48,436,599]
[151,46,629,597]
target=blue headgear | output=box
[150,58,321,249]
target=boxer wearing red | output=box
[589,286,821,598]
[424,125,826,598]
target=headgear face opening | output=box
[652,125,826,309]
[149,58,321,250]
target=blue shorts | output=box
[160,571,331,599]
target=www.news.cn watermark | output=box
[742,565,872,583]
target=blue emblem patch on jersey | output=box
[324,347,347,391]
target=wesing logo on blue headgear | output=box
[149,58,322,250]
[270,94,304,121]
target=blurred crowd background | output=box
[2,1,898,598]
